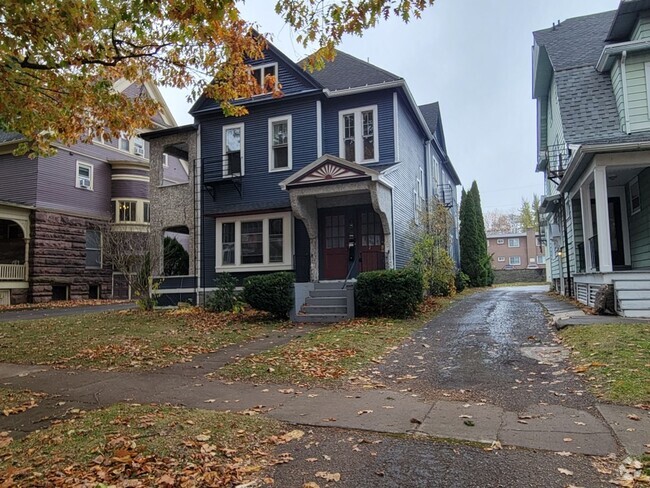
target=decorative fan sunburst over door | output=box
[299,163,362,183]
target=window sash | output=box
[143,202,150,223]
[509,256,521,265]
[118,201,137,222]
[269,218,283,263]
[223,125,244,176]
[222,222,235,265]
[241,221,263,264]
[508,238,520,248]
[85,230,101,268]
[340,106,377,163]
[270,118,291,170]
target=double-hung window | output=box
[76,161,93,190]
[143,202,150,223]
[508,238,520,248]
[85,229,102,269]
[223,123,244,176]
[269,116,292,171]
[119,134,130,152]
[509,256,521,266]
[339,105,378,163]
[216,213,291,271]
[251,63,278,93]
[133,137,145,157]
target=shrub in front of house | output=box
[241,272,294,319]
[455,271,470,293]
[355,269,423,318]
[205,272,240,313]
[428,250,457,297]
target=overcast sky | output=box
[161,0,620,213]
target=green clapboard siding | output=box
[632,15,650,41]
[624,52,650,132]
[611,61,626,132]
[629,168,650,269]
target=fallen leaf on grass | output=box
[280,430,305,442]
[315,471,341,482]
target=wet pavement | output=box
[0,302,135,322]
[371,285,598,412]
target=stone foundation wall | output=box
[11,288,28,304]
[30,210,112,302]
[493,268,547,284]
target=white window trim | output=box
[509,256,522,266]
[497,256,506,262]
[163,154,169,168]
[338,105,379,164]
[413,189,420,225]
[76,161,94,191]
[133,136,145,157]
[113,198,150,225]
[268,115,292,172]
[222,122,245,177]
[496,238,504,245]
[215,212,293,273]
[508,238,520,248]
[419,167,425,200]
[250,62,279,94]
[630,176,641,215]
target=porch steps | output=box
[614,279,650,318]
[296,282,354,323]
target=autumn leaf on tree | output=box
[0,0,435,155]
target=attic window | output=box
[251,63,278,93]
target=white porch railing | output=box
[0,264,26,280]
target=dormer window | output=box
[251,63,278,93]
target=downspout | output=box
[621,51,631,134]
[560,192,572,297]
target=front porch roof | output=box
[279,154,391,191]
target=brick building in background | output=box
[487,228,545,270]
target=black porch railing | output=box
[203,154,242,183]
[436,184,454,208]
[539,144,570,183]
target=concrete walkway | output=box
[0,288,648,459]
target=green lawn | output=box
[219,295,456,386]
[0,308,288,371]
[560,323,650,405]
[0,403,286,487]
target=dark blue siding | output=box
[321,91,395,163]
[195,49,318,113]
[200,97,319,214]
[388,94,428,268]
[0,153,38,205]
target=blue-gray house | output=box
[144,45,461,321]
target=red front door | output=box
[321,212,350,280]
[359,210,385,273]
[320,207,385,280]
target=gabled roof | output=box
[279,154,386,190]
[304,50,402,91]
[533,8,650,145]
[607,0,650,41]
[419,101,448,153]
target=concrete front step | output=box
[294,313,349,323]
[304,296,347,306]
[310,289,348,298]
[313,281,352,290]
[301,305,348,315]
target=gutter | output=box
[621,51,631,134]
[557,140,650,192]
[596,39,650,72]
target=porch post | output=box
[593,166,613,273]
[579,182,593,271]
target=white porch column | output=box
[593,166,613,273]
[579,183,593,271]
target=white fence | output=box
[0,264,26,281]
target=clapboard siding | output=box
[632,15,650,40]
[200,96,318,215]
[194,49,318,114]
[629,167,650,268]
[623,52,650,132]
[0,153,38,205]
[36,150,112,218]
[321,91,395,163]
[611,61,627,132]
[111,179,149,199]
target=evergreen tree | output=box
[459,181,492,287]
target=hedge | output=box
[355,268,423,318]
[241,272,294,319]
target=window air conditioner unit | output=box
[79,177,91,189]
[134,145,145,157]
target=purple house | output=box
[0,79,177,305]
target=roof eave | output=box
[596,39,650,72]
